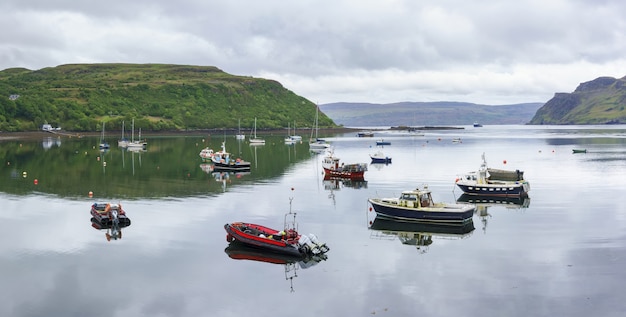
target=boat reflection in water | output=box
[90,217,131,242]
[368,217,475,254]
[42,136,62,150]
[323,176,368,190]
[213,170,250,192]
[199,163,250,191]
[224,241,328,292]
[456,194,530,233]
[199,163,214,174]
[323,176,368,205]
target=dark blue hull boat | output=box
[367,186,475,224]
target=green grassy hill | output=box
[0,63,335,132]
[529,76,626,124]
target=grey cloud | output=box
[1,0,625,104]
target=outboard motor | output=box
[110,208,119,226]
[298,234,330,255]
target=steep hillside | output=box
[0,63,335,132]
[320,102,543,126]
[529,76,626,124]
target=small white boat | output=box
[199,147,214,161]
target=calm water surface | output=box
[1,125,626,317]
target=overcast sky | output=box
[1,0,625,105]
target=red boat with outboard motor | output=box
[90,202,131,226]
[224,193,329,257]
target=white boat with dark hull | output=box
[368,186,475,223]
[212,142,251,171]
[455,153,530,197]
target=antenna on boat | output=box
[285,187,298,232]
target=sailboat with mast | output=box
[235,119,245,140]
[285,122,296,145]
[127,118,147,150]
[289,120,302,142]
[99,122,110,150]
[249,117,265,145]
[309,105,330,151]
[118,120,129,147]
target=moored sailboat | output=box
[235,119,245,140]
[249,117,265,145]
[309,105,330,151]
[99,122,110,150]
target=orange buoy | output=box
[503,160,507,164]
[89,191,93,197]
[33,179,38,185]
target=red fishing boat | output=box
[224,196,329,257]
[321,148,368,180]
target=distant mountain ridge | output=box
[319,102,544,126]
[529,76,626,124]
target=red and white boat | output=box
[90,203,131,226]
[224,197,329,257]
[199,147,214,161]
[321,148,368,180]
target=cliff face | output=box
[529,76,626,124]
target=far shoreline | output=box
[0,127,360,141]
[0,125,466,141]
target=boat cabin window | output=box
[420,194,432,207]
[401,193,417,201]
[464,174,477,181]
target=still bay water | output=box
[1,125,626,317]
